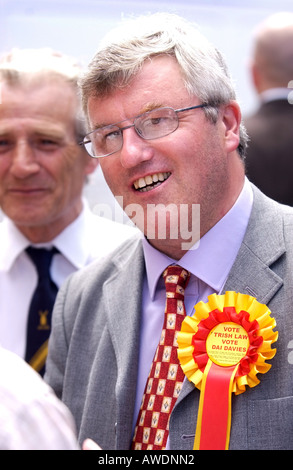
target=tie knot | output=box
[26,247,58,279]
[163,265,190,300]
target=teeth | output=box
[145,175,153,185]
[138,178,146,188]
[152,174,159,183]
[133,172,170,191]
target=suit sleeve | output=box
[44,278,72,400]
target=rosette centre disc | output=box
[206,322,250,367]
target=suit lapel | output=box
[222,241,283,304]
[103,239,145,449]
[223,186,284,304]
[172,186,286,448]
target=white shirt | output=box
[0,346,79,450]
[0,201,137,357]
[133,178,254,435]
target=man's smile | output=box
[133,172,171,192]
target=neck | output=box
[16,202,83,244]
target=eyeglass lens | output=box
[84,107,179,158]
[83,104,207,158]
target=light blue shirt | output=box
[133,178,254,435]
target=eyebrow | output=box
[140,102,166,113]
[92,102,167,131]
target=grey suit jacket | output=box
[46,186,293,450]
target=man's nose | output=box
[119,127,155,169]
[10,141,40,178]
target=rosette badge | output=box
[177,291,278,450]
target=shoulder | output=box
[47,234,144,386]
[247,185,293,254]
[52,234,144,344]
[58,233,144,298]
[250,184,293,224]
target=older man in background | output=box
[0,48,136,376]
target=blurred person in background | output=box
[244,12,293,206]
[0,345,79,450]
[0,48,137,376]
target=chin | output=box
[6,208,51,227]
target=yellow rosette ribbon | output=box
[177,291,278,450]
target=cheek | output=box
[0,154,15,176]
[57,146,87,180]
[0,163,8,192]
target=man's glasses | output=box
[80,104,208,158]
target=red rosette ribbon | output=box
[177,291,278,450]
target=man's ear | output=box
[222,100,242,154]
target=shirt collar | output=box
[0,218,30,271]
[53,200,93,269]
[142,178,253,300]
[0,200,91,272]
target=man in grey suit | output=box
[244,13,293,206]
[45,13,293,450]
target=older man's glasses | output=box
[80,104,207,158]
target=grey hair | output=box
[80,13,248,157]
[0,48,87,140]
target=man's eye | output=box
[150,118,163,125]
[145,116,170,128]
[36,139,61,151]
[0,139,13,153]
[104,129,121,140]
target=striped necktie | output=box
[132,265,190,450]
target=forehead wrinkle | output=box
[0,120,67,138]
